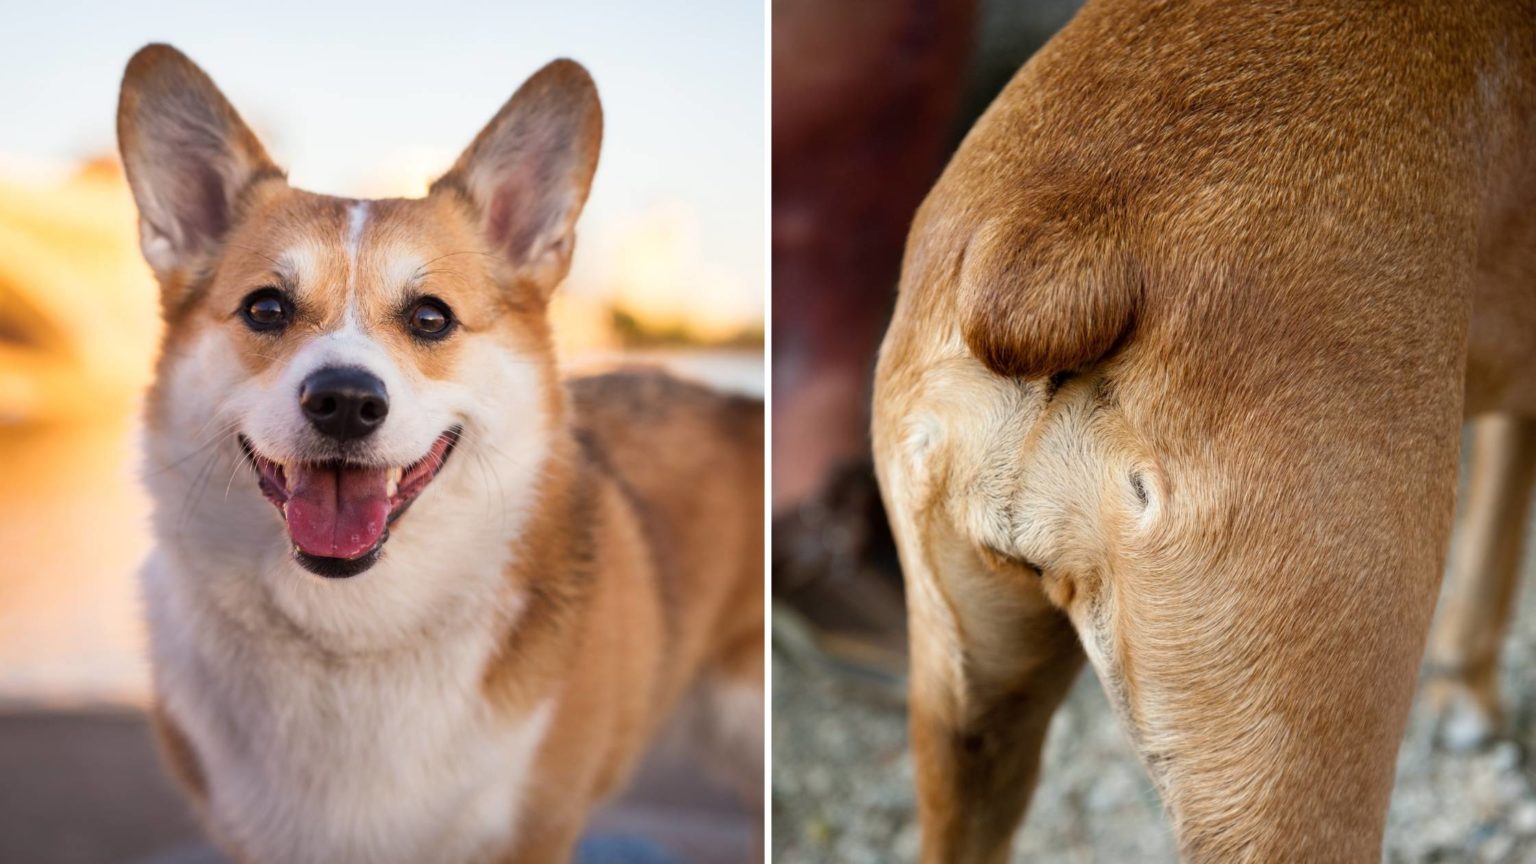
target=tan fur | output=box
[121,45,762,864]
[487,372,765,861]
[872,2,1536,861]
[1426,415,1536,747]
[150,698,207,804]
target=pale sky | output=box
[0,0,764,322]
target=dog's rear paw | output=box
[1428,682,1501,752]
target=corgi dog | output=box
[118,44,763,864]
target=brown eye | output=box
[240,288,290,332]
[408,297,455,340]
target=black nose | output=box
[300,367,389,441]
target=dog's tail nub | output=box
[958,218,1141,379]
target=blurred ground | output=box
[0,706,751,864]
[771,446,1536,864]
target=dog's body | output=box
[120,46,762,864]
[872,1,1535,861]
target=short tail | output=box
[958,217,1142,378]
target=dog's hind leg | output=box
[873,365,1090,863]
[910,579,1082,864]
[1070,401,1461,862]
[883,504,1084,863]
[1426,414,1536,749]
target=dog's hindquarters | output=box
[567,369,765,802]
[872,1,1536,859]
[877,291,1464,863]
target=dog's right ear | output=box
[117,44,283,286]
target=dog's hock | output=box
[958,220,1140,379]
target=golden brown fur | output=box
[494,372,765,860]
[120,44,762,864]
[873,1,1536,861]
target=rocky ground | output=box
[772,530,1536,863]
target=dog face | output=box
[120,46,600,598]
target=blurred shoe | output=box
[772,460,908,682]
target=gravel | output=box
[773,526,1536,863]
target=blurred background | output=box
[0,2,762,862]
[769,2,1536,863]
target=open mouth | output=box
[238,427,461,578]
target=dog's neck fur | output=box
[143,392,596,864]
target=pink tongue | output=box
[283,464,392,559]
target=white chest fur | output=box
[144,553,551,864]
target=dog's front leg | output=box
[1426,414,1536,749]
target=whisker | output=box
[144,419,243,478]
[224,244,288,272]
[177,450,222,532]
[464,429,510,530]
[222,447,253,500]
[415,250,502,271]
[472,448,494,525]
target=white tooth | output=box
[386,467,402,497]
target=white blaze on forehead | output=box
[382,249,426,294]
[342,201,371,329]
[338,202,425,328]
[275,240,323,287]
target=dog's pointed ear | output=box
[430,59,603,296]
[117,44,284,283]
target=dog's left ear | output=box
[432,59,603,296]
